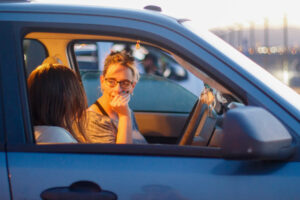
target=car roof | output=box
[0,1,180,25]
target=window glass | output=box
[23,39,48,77]
[74,41,200,113]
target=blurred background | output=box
[41,0,300,93]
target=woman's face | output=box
[100,64,136,102]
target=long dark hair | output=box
[28,63,87,141]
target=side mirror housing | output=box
[221,107,295,160]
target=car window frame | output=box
[0,21,33,146]
[3,12,246,160]
[16,36,222,159]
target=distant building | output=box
[211,26,300,91]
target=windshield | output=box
[182,20,300,112]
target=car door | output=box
[0,72,11,199]
[0,151,10,200]
[1,4,300,200]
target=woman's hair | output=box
[28,63,87,141]
[103,51,140,81]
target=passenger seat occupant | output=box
[34,126,77,144]
[78,51,147,144]
[28,63,87,144]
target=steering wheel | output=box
[177,99,209,146]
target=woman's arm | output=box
[110,93,133,144]
[116,114,133,144]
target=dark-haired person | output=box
[81,51,147,144]
[28,63,87,144]
[142,53,162,76]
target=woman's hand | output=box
[110,92,131,117]
[111,92,133,144]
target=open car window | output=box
[23,32,246,148]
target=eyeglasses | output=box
[105,78,133,89]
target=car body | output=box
[0,1,300,200]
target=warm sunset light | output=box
[35,0,300,29]
[34,0,300,91]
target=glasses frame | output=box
[104,78,133,89]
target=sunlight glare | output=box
[35,0,300,29]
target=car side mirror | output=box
[221,107,295,160]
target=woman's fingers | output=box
[111,94,130,107]
[120,94,130,103]
[110,93,131,116]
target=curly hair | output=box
[103,51,139,81]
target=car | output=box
[0,1,300,200]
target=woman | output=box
[81,51,147,144]
[28,63,87,144]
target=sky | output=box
[38,0,300,30]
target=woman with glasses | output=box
[79,51,147,144]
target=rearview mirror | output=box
[221,107,295,160]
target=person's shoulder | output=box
[87,103,106,117]
[86,109,105,119]
[88,103,98,112]
[85,110,111,127]
[34,125,77,144]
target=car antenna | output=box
[177,18,191,24]
[143,5,162,12]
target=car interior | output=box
[23,32,244,147]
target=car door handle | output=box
[41,180,118,200]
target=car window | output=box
[74,41,199,113]
[22,33,242,148]
[23,39,48,77]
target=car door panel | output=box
[0,59,11,199]
[134,112,188,138]
[0,152,11,200]
[7,150,300,200]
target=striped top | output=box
[82,110,147,144]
